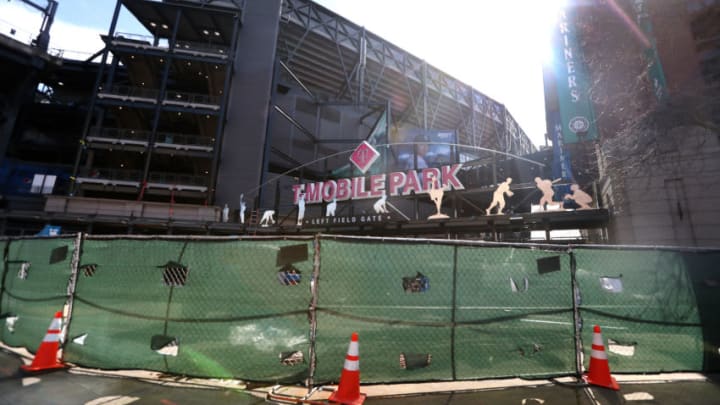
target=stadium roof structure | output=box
[276,0,536,157]
[118,0,535,157]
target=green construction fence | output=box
[63,236,314,382]
[0,233,718,386]
[314,238,576,383]
[575,247,718,373]
[0,236,78,351]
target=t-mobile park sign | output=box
[292,142,465,205]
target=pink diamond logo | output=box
[349,141,380,173]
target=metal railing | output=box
[148,172,209,188]
[76,168,142,186]
[163,90,221,109]
[111,32,159,50]
[50,48,95,61]
[75,167,208,191]
[113,32,229,59]
[98,85,159,102]
[87,128,150,145]
[175,40,229,59]
[88,128,213,151]
[98,86,220,110]
[154,132,214,152]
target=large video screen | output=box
[390,125,456,170]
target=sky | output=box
[0,0,565,147]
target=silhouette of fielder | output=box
[486,177,514,215]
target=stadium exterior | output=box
[0,0,611,239]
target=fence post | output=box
[0,239,10,316]
[306,233,321,391]
[451,244,458,380]
[569,249,583,377]
[62,232,83,358]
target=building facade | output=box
[548,0,720,247]
[2,0,612,240]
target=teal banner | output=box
[632,0,668,101]
[551,8,598,143]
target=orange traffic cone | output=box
[20,311,67,373]
[583,325,619,390]
[328,332,366,405]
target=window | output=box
[30,174,56,194]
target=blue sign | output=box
[37,225,62,236]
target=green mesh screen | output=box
[163,240,312,381]
[455,246,575,379]
[3,235,718,384]
[574,249,704,373]
[0,237,75,351]
[64,238,313,382]
[680,251,720,372]
[63,238,180,371]
[314,239,454,383]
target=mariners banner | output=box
[551,7,598,143]
[548,111,575,181]
[632,0,668,101]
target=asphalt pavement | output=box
[2,349,719,404]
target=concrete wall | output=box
[606,126,720,247]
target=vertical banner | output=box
[549,111,575,181]
[543,63,575,181]
[551,7,599,143]
[632,0,668,101]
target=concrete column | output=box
[214,0,282,210]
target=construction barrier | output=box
[63,236,314,382]
[453,245,575,380]
[575,248,705,373]
[314,239,455,383]
[0,236,78,351]
[1,233,718,385]
[314,238,576,383]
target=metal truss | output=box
[276,0,537,156]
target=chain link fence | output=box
[315,238,455,383]
[1,234,719,386]
[454,245,575,380]
[575,248,709,373]
[0,237,78,351]
[63,236,314,382]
